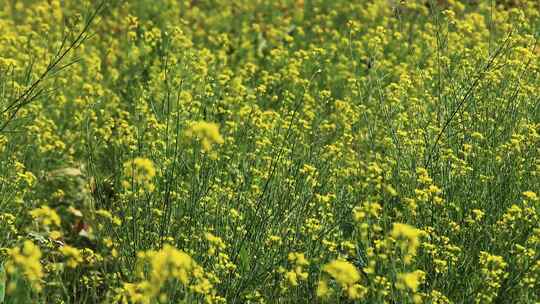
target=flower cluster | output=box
[0,0,539,303]
[122,157,157,193]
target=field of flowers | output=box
[0,0,539,303]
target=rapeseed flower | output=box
[59,245,84,268]
[5,241,43,292]
[29,205,61,227]
[391,223,423,264]
[1,1,539,303]
[184,121,224,152]
[122,157,156,192]
[322,259,360,286]
[396,270,425,292]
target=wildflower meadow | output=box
[0,0,539,303]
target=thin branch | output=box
[424,31,514,168]
[0,1,105,133]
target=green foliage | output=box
[0,263,5,303]
[0,0,539,303]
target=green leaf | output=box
[0,263,6,303]
[239,246,251,273]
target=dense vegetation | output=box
[0,0,539,303]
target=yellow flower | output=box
[60,245,84,268]
[6,241,44,292]
[122,157,156,192]
[322,259,360,287]
[205,232,226,255]
[288,252,309,267]
[282,252,309,288]
[391,223,423,263]
[523,191,538,201]
[149,245,196,285]
[17,171,37,187]
[184,121,224,152]
[397,270,425,291]
[347,284,368,300]
[285,271,298,286]
[125,157,156,179]
[49,230,63,240]
[125,245,215,303]
[29,205,61,227]
[391,223,422,240]
[316,279,330,298]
